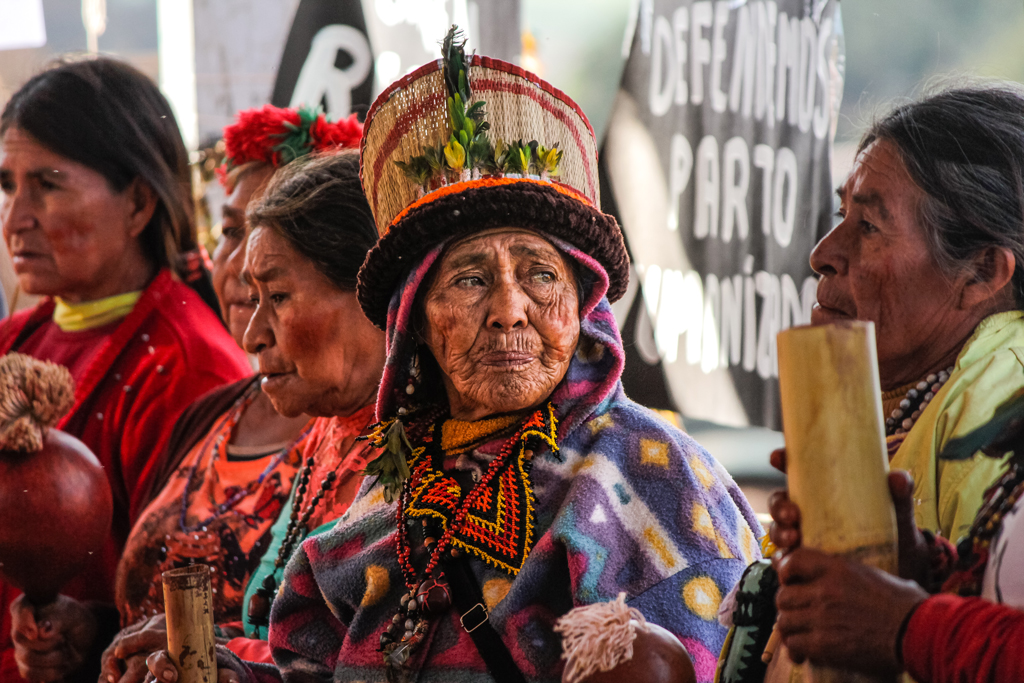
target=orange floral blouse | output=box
[115,386,312,626]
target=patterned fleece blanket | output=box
[221,237,762,683]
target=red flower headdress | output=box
[217,104,362,186]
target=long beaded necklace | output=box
[154,383,311,618]
[247,456,337,627]
[378,403,554,670]
[944,458,1024,596]
[884,366,954,437]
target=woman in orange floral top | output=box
[99,147,385,683]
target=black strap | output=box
[444,556,528,683]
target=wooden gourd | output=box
[577,623,696,683]
[0,353,112,606]
[0,429,113,604]
[776,321,898,683]
[556,594,696,683]
[163,564,218,683]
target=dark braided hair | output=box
[246,150,377,291]
[861,84,1024,307]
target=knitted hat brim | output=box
[356,180,630,329]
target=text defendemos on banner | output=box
[647,0,836,245]
[645,0,837,136]
[615,0,839,407]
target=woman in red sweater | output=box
[0,58,252,681]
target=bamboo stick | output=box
[162,564,218,683]
[776,321,898,683]
[761,626,782,663]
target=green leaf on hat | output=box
[391,25,569,192]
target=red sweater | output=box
[903,594,1024,683]
[0,270,251,681]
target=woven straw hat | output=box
[356,31,629,328]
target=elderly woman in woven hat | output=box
[205,31,760,683]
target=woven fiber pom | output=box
[554,592,646,683]
[0,353,74,453]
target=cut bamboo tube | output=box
[776,321,898,683]
[163,564,218,683]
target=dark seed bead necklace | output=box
[247,457,336,627]
[885,366,954,437]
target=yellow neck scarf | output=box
[441,413,524,455]
[53,291,142,332]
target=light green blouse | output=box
[892,310,1024,542]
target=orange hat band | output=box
[383,176,594,237]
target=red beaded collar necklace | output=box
[378,402,558,670]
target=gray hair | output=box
[247,150,377,292]
[860,84,1024,307]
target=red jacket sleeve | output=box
[903,594,1024,683]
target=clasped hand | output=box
[99,613,242,683]
[766,449,931,676]
[10,593,97,682]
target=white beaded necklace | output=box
[885,366,955,437]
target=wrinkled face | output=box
[0,127,153,302]
[243,224,385,418]
[211,165,273,346]
[811,139,971,386]
[421,228,580,421]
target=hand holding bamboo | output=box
[776,321,899,683]
[162,564,218,683]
